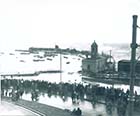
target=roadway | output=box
[0,101,40,116]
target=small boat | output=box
[63,56,68,59]
[9,53,14,55]
[68,72,74,75]
[33,59,39,62]
[20,52,30,55]
[33,59,45,62]
[20,60,25,62]
[47,58,52,61]
[0,52,4,54]
[66,62,70,64]
[78,55,85,58]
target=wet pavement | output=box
[2,97,73,116]
[21,93,140,116]
[2,94,140,116]
[2,87,139,116]
[0,100,40,116]
[21,93,117,116]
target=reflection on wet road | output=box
[22,93,117,116]
[0,101,40,116]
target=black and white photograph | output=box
[1,0,140,116]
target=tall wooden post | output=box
[128,15,138,116]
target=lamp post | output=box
[60,48,62,82]
[128,15,138,116]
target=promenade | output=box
[1,96,140,116]
[1,97,73,116]
[0,100,40,116]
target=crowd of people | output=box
[1,78,140,116]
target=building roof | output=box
[118,59,140,63]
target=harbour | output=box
[1,1,140,115]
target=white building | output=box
[82,41,107,74]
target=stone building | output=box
[82,41,107,74]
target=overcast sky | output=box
[0,0,140,50]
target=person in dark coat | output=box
[75,107,82,116]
